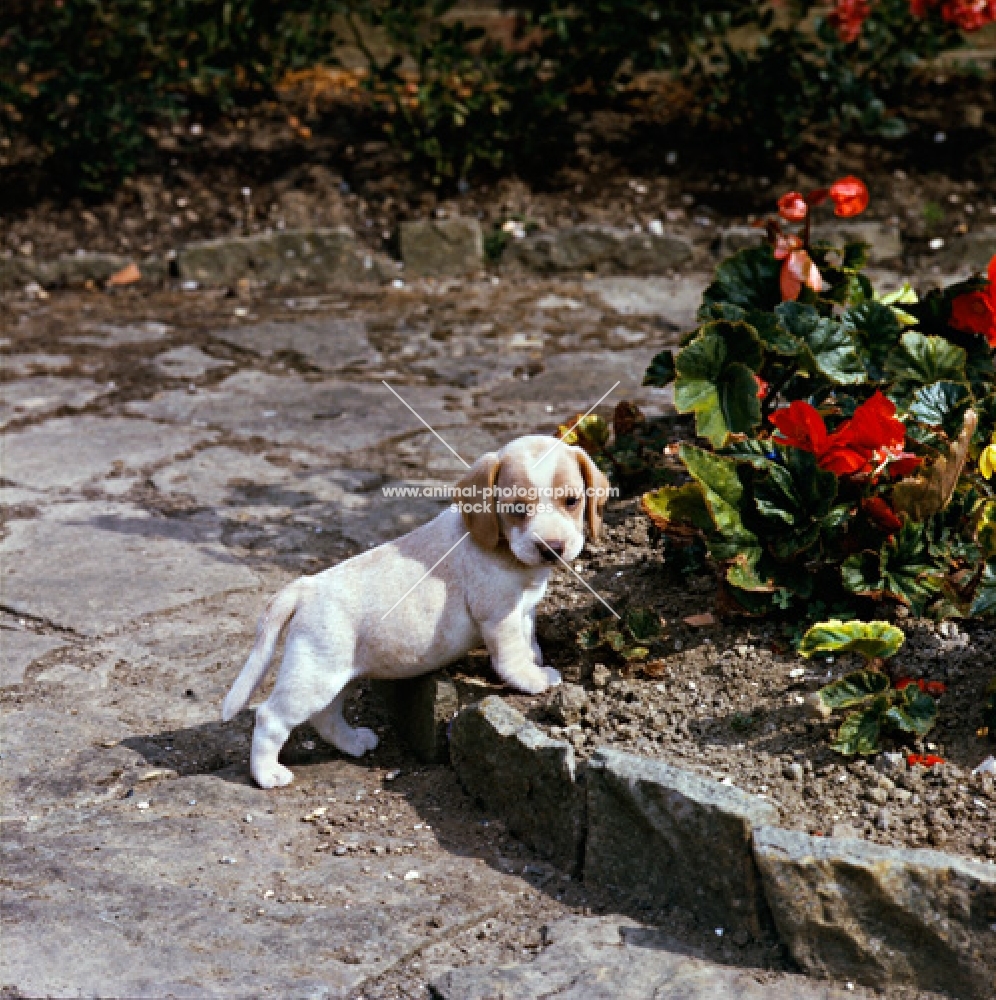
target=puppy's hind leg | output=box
[310,687,379,758]
[250,637,352,789]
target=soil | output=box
[482,493,996,865]
[2,76,995,271]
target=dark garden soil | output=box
[2,75,995,272]
[483,493,996,865]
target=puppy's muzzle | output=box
[537,540,565,563]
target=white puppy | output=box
[222,434,611,788]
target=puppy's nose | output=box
[538,540,564,562]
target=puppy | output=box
[222,434,611,788]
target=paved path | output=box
[1,277,901,998]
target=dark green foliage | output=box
[0,0,341,192]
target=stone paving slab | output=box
[153,345,235,379]
[489,349,671,414]
[150,444,449,547]
[126,371,468,457]
[66,320,170,347]
[2,415,213,491]
[0,353,74,377]
[211,316,383,373]
[431,915,867,1000]
[0,628,69,687]
[0,376,110,429]
[1,500,258,634]
[585,275,709,329]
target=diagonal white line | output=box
[531,381,621,469]
[532,534,621,620]
[381,531,471,620]
[382,380,470,469]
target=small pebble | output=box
[136,801,150,811]
[219,857,237,864]
[404,870,421,881]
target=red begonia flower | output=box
[862,496,902,532]
[922,680,947,696]
[907,753,945,767]
[769,400,829,455]
[884,450,924,479]
[940,0,995,30]
[841,392,905,455]
[773,233,802,260]
[829,0,871,41]
[754,375,769,400]
[829,176,869,217]
[895,677,915,690]
[949,254,996,346]
[777,191,808,222]
[770,392,911,477]
[780,249,824,302]
[909,0,940,14]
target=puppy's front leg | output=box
[482,613,560,695]
[522,602,543,668]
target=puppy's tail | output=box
[222,581,303,721]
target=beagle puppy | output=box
[222,435,611,788]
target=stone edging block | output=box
[507,224,693,275]
[447,695,996,996]
[400,218,484,277]
[177,228,392,287]
[585,747,777,937]
[448,695,584,873]
[754,825,996,999]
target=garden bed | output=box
[486,496,996,864]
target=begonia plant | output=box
[642,177,996,620]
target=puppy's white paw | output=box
[253,761,294,789]
[502,661,556,695]
[543,666,562,688]
[334,726,380,758]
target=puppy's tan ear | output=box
[455,452,501,548]
[575,447,611,540]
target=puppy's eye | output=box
[564,496,580,509]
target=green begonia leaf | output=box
[845,299,903,372]
[643,348,676,387]
[832,702,886,755]
[884,332,967,388]
[801,620,905,662]
[842,522,942,614]
[775,301,867,384]
[701,245,782,315]
[675,327,763,447]
[883,686,937,736]
[908,381,973,436]
[817,669,891,710]
[641,483,714,533]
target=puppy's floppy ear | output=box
[455,452,502,548]
[574,447,611,540]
